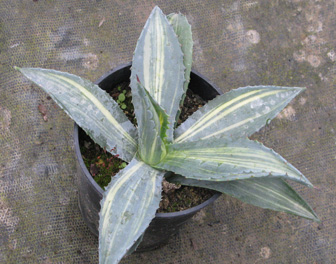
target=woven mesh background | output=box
[1,0,335,263]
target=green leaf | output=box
[132,80,169,165]
[154,138,312,186]
[15,67,137,162]
[167,13,193,124]
[118,93,125,102]
[174,86,304,143]
[130,6,185,142]
[99,158,164,264]
[168,174,319,222]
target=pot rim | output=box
[74,62,222,219]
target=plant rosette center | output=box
[79,83,215,213]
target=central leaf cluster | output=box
[133,81,169,165]
[129,7,186,166]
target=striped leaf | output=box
[130,6,185,142]
[15,67,137,162]
[99,158,164,264]
[174,86,304,143]
[132,79,169,165]
[168,174,319,222]
[154,138,312,186]
[167,12,193,124]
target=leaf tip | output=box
[305,178,314,188]
[295,86,306,93]
[152,5,161,12]
[150,5,163,17]
[314,216,321,223]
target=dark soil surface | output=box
[79,82,216,213]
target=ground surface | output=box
[1,1,336,263]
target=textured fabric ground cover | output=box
[1,1,335,263]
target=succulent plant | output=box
[15,6,318,264]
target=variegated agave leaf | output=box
[154,138,312,186]
[167,12,193,124]
[132,78,169,165]
[130,6,185,142]
[15,67,137,162]
[174,86,304,143]
[168,174,319,222]
[99,158,164,264]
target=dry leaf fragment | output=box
[98,17,106,27]
[38,104,48,121]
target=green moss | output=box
[79,131,126,189]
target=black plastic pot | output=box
[74,63,222,251]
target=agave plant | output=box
[15,6,318,264]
